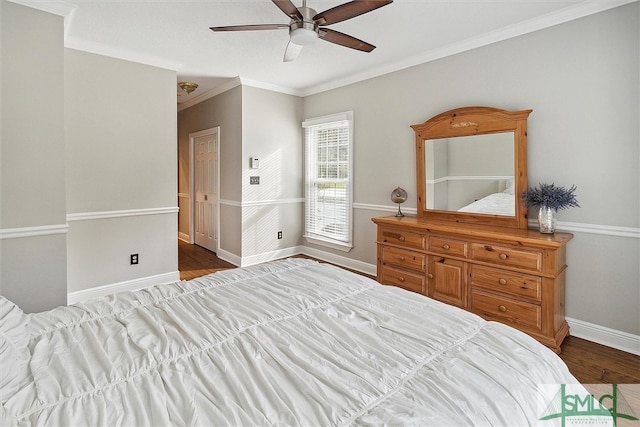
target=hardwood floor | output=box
[178,241,640,384]
[178,240,235,280]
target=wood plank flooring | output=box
[178,240,640,384]
[178,240,235,280]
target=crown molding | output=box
[6,0,76,38]
[12,0,636,100]
[6,0,75,17]
[177,77,242,112]
[301,0,639,96]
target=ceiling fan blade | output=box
[272,0,303,21]
[314,0,392,26]
[210,24,289,32]
[283,41,303,62]
[319,28,375,52]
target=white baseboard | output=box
[178,232,190,243]
[238,247,302,268]
[566,317,640,356]
[218,244,377,276]
[299,246,377,277]
[215,248,241,267]
[67,271,180,304]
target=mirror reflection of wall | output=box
[425,132,514,215]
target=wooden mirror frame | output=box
[412,106,532,229]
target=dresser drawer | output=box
[471,243,542,272]
[471,290,541,332]
[380,265,425,294]
[471,265,541,302]
[381,246,426,273]
[380,227,426,250]
[429,236,468,258]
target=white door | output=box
[193,130,218,252]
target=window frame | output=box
[302,111,354,252]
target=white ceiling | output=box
[15,0,634,103]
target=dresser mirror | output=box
[412,106,532,229]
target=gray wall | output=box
[1,3,179,310]
[241,86,303,261]
[1,2,67,312]
[303,3,639,336]
[2,0,637,345]
[178,86,243,257]
[177,84,303,263]
[64,49,178,293]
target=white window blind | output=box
[303,111,353,251]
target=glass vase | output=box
[538,205,557,234]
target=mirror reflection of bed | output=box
[425,132,515,216]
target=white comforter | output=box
[5,259,580,426]
[458,192,515,216]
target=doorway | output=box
[189,127,219,253]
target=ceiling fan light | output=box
[290,27,318,46]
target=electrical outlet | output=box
[250,176,260,185]
[277,231,283,239]
[130,253,139,265]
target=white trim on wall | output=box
[242,198,303,207]
[567,317,640,356]
[67,207,179,222]
[220,199,241,207]
[527,219,640,239]
[301,0,638,96]
[178,78,242,112]
[0,224,69,239]
[177,77,303,112]
[220,198,640,239]
[220,198,304,208]
[6,0,76,17]
[353,203,418,216]
[67,271,180,304]
[356,202,640,239]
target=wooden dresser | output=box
[372,215,573,353]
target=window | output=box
[303,111,354,251]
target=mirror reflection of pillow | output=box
[503,179,515,195]
[0,296,31,405]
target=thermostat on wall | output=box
[250,157,259,169]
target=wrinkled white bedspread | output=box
[458,192,515,216]
[6,259,579,426]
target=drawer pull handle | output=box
[398,236,406,242]
[398,276,405,282]
[443,244,450,250]
[499,278,507,285]
[499,253,508,260]
[427,273,434,279]
[399,256,406,261]
[498,305,507,312]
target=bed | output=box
[1,258,589,426]
[457,192,515,216]
[457,180,516,216]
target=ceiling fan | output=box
[210,0,393,62]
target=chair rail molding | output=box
[67,207,179,222]
[0,224,69,240]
